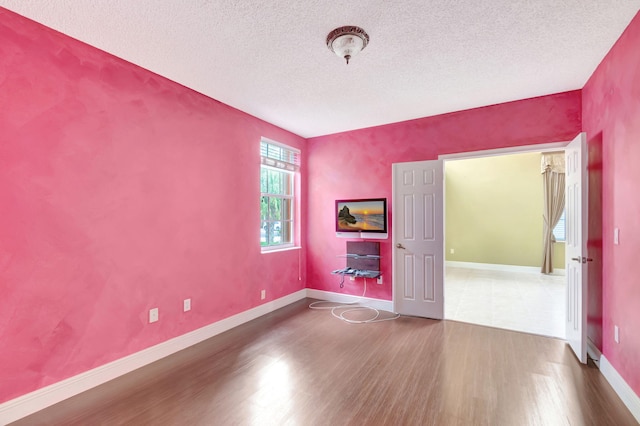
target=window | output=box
[260,139,299,250]
[553,210,566,242]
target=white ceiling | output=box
[1,1,639,138]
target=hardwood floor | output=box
[12,299,637,426]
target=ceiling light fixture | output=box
[326,26,369,65]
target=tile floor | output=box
[445,266,566,339]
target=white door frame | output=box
[435,140,580,334]
[438,141,569,161]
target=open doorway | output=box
[443,151,566,338]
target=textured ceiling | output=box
[1,1,639,138]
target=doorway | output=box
[393,135,589,363]
[443,151,566,338]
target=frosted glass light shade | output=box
[326,26,369,64]
[331,34,364,62]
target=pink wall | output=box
[0,9,306,403]
[582,10,640,396]
[7,1,639,409]
[306,92,582,300]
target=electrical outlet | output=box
[614,325,620,343]
[377,275,383,284]
[183,298,191,312]
[261,289,266,300]
[450,248,455,254]
[149,308,159,323]
[614,228,620,245]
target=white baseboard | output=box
[600,355,640,423]
[306,288,393,312]
[446,260,565,275]
[0,289,307,425]
[587,338,602,367]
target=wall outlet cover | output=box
[149,308,159,323]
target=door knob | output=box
[396,243,406,249]
[571,257,581,262]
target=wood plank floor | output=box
[12,299,637,426]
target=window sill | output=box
[261,245,301,254]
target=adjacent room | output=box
[1,2,639,424]
[444,151,566,339]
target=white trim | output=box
[306,289,394,312]
[0,290,307,425]
[438,141,569,160]
[446,261,565,276]
[261,244,300,254]
[600,355,640,423]
[587,338,602,367]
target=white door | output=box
[565,132,589,363]
[392,160,444,319]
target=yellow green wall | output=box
[445,152,565,268]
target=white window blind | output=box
[553,210,566,242]
[260,140,300,172]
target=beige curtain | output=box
[541,152,565,274]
